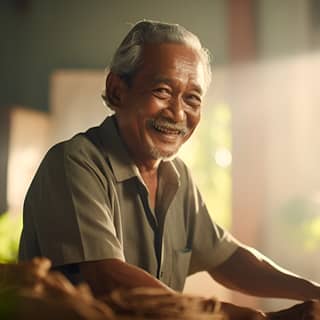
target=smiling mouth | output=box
[149,119,187,136]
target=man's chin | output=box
[149,147,178,161]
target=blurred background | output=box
[1,0,320,312]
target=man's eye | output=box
[185,94,202,108]
[153,88,171,98]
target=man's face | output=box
[115,42,206,165]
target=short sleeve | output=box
[22,137,125,267]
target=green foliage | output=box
[277,196,320,253]
[0,212,22,263]
[179,103,232,228]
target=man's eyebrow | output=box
[152,77,173,85]
[152,77,203,95]
[189,84,203,95]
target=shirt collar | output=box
[99,115,137,182]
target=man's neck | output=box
[138,166,159,211]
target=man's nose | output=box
[168,96,185,123]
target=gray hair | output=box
[102,20,212,107]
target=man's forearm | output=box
[209,246,320,300]
[79,258,173,297]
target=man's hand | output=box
[1,257,51,290]
[267,300,320,320]
[220,302,266,320]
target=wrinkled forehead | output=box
[136,43,206,91]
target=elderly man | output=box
[19,20,320,319]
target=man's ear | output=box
[105,72,127,109]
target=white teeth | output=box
[148,119,187,136]
[153,122,180,135]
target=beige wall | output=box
[230,51,320,309]
[7,108,51,215]
[50,70,112,144]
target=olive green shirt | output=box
[19,115,238,291]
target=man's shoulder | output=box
[46,126,105,164]
[65,131,99,154]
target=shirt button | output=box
[160,271,164,278]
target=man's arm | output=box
[78,258,271,319]
[77,257,320,319]
[209,245,320,300]
[78,258,173,297]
